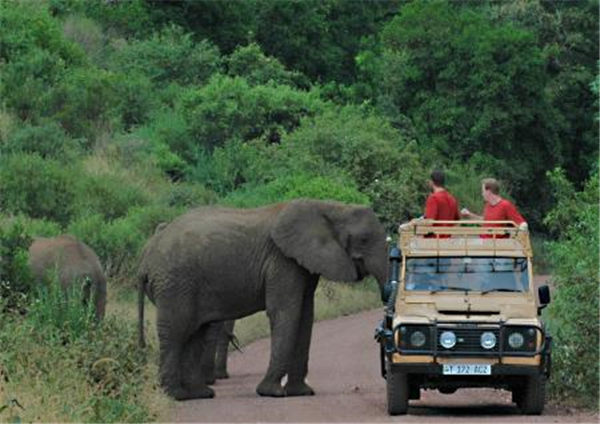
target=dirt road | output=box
[173,304,596,422]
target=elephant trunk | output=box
[367,250,389,292]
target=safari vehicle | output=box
[375,219,552,415]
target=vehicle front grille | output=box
[436,327,500,355]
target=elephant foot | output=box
[256,379,286,397]
[285,381,315,397]
[215,369,229,379]
[165,385,215,401]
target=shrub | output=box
[225,42,309,88]
[73,173,149,221]
[108,24,221,86]
[222,174,369,208]
[0,121,82,160]
[180,74,325,151]
[62,14,105,64]
[0,218,33,311]
[47,67,119,143]
[544,169,599,408]
[278,105,427,228]
[0,1,84,121]
[0,153,77,226]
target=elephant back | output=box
[29,235,105,288]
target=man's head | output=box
[429,169,445,189]
[481,178,500,202]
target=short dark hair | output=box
[430,169,445,186]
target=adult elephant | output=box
[137,199,388,400]
[28,234,106,320]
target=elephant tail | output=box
[138,273,147,349]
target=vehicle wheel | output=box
[386,363,409,415]
[520,374,546,415]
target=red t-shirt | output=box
[483,199,525,224]
[482,198,525,238]
[424,190,459,238]
[425,190,460,221]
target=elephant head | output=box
[271,200,388,287]
[28,235,106,320]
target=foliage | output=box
[544,169,599,407]
[0,296,155,422]
[277,106,427,228]
[226,43,308,88]
[108,25,221,86]
[222,174,369,208]
[0,154,77,226]
[0,218,33,311]
[0,121,82,160]
[0,0,84,121]
[180,74,326,151]
[371,0,565,227]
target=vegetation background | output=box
[0,0,597,421]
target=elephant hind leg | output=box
[157,312,214,400]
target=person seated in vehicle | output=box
[460,178,527,237]
[423,169,460,238]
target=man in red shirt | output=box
[461,178,527,233]
[424,170,460,221]
[423,170,460,238]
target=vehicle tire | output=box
[386,363,409,415]
[520,374,546,415]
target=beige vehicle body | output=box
[376,220,551,415]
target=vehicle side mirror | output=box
[537,284,551,314]
[382,247,402,304]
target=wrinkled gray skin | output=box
[202,319,236,383]
[28,235,106,320]
[138,199,387,400]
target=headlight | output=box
[410,330,426,347]
[480,332,497,349]
[508,332,525,348]
[440,331,456,349]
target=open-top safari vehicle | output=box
[375,219,552,415]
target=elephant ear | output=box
[271,200,357,282]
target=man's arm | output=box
[461,207,483,220]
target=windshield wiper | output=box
[481,288,523,295]
[430,286,472,294]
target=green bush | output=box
[0,295,153,422]
[47,67,119,142]
[73,173,149,221]
[1,121,82,160]
[108,24,221,86]
[222,174,369,208]
[544,169,599,408]
[226,42,309,88]
[0,219,33,311]
[0,153,77,226]
[278,105,427,228]
[0,1,84,121]
[180,74,325,151]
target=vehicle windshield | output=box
[404,257,529,293]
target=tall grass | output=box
[0,280,167,423]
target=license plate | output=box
[442,364,491,375]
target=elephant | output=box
[28,234,106,320]
[137,199,388,400]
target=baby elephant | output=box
[28,234,106,320]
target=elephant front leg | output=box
[285,279,317,396]
[256,307,303,397]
